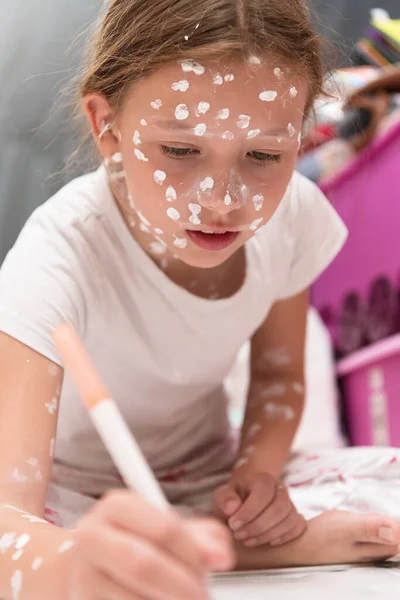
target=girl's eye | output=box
[248,151,282,164]
[160,146,199,159]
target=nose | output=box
[198,185,244,215]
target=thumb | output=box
[185,519,236,573]
[213,483,242,519]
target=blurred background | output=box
[1,1,400,451]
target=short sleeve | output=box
[0,210,88,366]
[278,173,348,300]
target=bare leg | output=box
[234,510,400,570]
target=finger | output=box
[99,491,203,573]
[229,475,277,530]
[185,519,236,572]
[94,570,143,600]
[243,509,303,547]
[79,523,208,600]
[268,515,308,547]
[233,486,291,537]
[213,484,242,518]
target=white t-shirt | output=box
[0,166,347,510]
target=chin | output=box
[177,248,235,269]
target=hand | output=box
[213,471,307,548]
[68,490,235,600]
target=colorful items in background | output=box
[357,9,400,67]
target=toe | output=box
[353,514,400,545]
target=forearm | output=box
[0,506,74,600]
[238,376,305,478]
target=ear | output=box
[82,93,120,159]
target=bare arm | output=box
[0,332,75,600]
[239,290,308,478]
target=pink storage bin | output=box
[311,120,400,350]
[337,335,400,447]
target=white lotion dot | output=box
[235,458,249,470]
[166,186,177,202]
[247,129,261,140]
[265,402,296,421]
[0,532,16,553]
[49,438,55,458]
[252,194,264,211]
[167,207,181,221]
[288,123,296,138]
[189,215,201,225]
[11,570,22,600]
[140,119,148,126]
[194,123,207,136]
[259,90,278,102]
[293,382,305,395]
[297,132,302,148]
[216,108,230,120]
[137,211,151,227]
[188,203,202,215]
[274,67,283,78]
[32,557,43,571]
[244,446,256,456]
[192,62,205,75]
[15,534,30,550]
[237,114,251,129]
[12,550,23,561]
[35,470,42,482]
[222,131,234,140]
[153,170,167,185]
[26,458,38,468]
[12,470,27,484]
[111,152,123,163]
[171,80,190,92]
[213,74,223,85]
[224,192,232,206]
[154,228,164,235]
[58,540,75,554]
[180,60,205,75]
[224,73,235,82]
[134,149,149,162]
[151,99,162,110]
[133,131,141,145]
[173,237,188,249]
[150,242,166,256]
[261,383,287,399]
[45,397,58,416]
[289,86,298,98]
[249,218,263,231]
[48,364,59,377]
[196,101,211,116]
[200,177,214,192]
[247,423,261,439]
[249,55,261,65]
[175,104,189,120]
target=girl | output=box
[0,1,399,599]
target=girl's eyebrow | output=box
[151,118,291,138]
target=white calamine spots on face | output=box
[247,423,261,439]
[11,570,22,600]
[140,119,148,126]
[289,86,298,98]
[149,242,166,256]
[153,170,167,185]
[213,74,223,85]
[249,218,263,231]
[48,364,59,377]
[216,108,230,120]
[133,131,141,145]
[45,397,58,416]
[200,177,214,192]
[189,214,201,225]
[26,458,38,467]
[173,237,188,249]
[32,557,43,571]
[224,192,232,206]
[180,60,205,75]
[0,532,16,553]
[252,194,264,212]
[247,129,261,140]
[175,104,189,120]
[293,382,305,395]
[12,550,24,561]
[261,383,286,399]
[167,207,180,221]
[58,540,75,554]
[222,131,234,140]
[154,228,164,235]
[196,101,211,116]
[171,79,190,92]
[50,438,55,458]
[264,402,296,421]
[249,55,261,65]
[166,186,177,202]
[194,123,207,136]
[12,470,27,484]
[224,73,234,82]
[273,67,283,79]
[188,203,201,215]
[237,114,251,129]
[297,132,302,148]
[244,446,255,456]
[15,533,30,550]
[235,457,249,470]
[111,152,123,163]
[150,99,162,110]
[134,149,149,162]
[288,123,296,138]
[35,470,42,482]
[139,224,150,233]
[259,90,278,102]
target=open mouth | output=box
[186,230,240,251]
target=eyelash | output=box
[160,145,282,164]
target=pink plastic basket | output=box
[311,121,400,351]
[337,335,400,446]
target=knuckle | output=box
[131,545,156,579]
[155,513,182,545]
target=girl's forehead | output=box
[125,58,308,124]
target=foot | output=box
[235,510,400,570]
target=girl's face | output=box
[112,57,308,268]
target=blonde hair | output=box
[80,0,323,114]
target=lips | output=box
[186,230,239,251]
